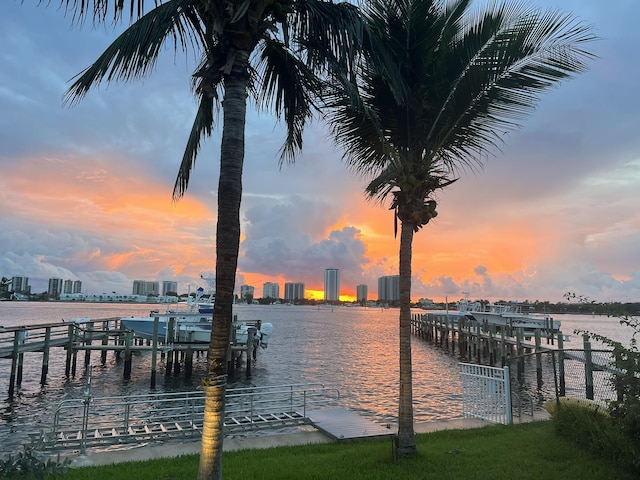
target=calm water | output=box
[0,302,634,454]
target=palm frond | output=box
[64,0,205,105]
[426,4,596,171]
[173,91,217,200]
[57,0,148,24]
[255,37,319,164]
[290,0,364,74]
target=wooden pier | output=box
[0,317,259,398]
[411,311,562,393]
[411,312,562,364]
[412,312,614,402]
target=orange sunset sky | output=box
[1,1,639,303]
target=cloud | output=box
[239,197,370,289]
[1,1,640,303]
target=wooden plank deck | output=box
[307,408,394,441]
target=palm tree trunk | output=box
[198,50,250,480]
[397,220,417,454]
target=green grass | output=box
[62,422,635,480]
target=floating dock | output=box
[307,408,394,441]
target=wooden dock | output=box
[411,312,563,368]
[412,312,614,402]
[0,317,259,398]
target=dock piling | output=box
[123,331,133,380]
[40,326,51,385]
[150,317,159,388]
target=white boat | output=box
[453,299,561,334]
[120,289,272,347]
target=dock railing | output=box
[33,380,340,453]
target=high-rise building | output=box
[162,281,178,296]
[63,279,73,294]
[356,284,368,303]
[11,276,30,294]
[132,280,146,295]
[324,268,340,302]
[378,275,400,302]
[262,282,280,299]
[284,282,305,301]
[48,278,64,298]
[132,280,159,296]
[240,285,255,302]
[73,280,82,293]
[145,281,159,296]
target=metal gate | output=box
[460,363,512,424]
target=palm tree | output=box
[40,0,362,477]
[326,0,595,455]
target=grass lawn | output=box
[62,421,635,479]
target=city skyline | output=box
[1,1,640,303]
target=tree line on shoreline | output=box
[3,291,637,316]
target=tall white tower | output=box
[324,268,340,302]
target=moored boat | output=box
[450,298,561,334]
[120,289,273,347]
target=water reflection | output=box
[0,302,630,454]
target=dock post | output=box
[165,317,175,377]
[444,317,450,351]
[227,353,235,377]
[100,321,109,365]
[500,328,507,367]
[583,334,594,400]
[8,330,21,397]
[185,346,193,379]
[489,325,496,367]
[433,317,438,345]
[174,351,181,375]
[123,331,133,380]
[165,349,173,378]
[450,318,455,356]
[475,323,481,364]
[431,315,436,342]
[84,321,94,367]
[469,321,474,360]
[17,349,24,387]
[40,326,52,385]
[557,335,565,396]
[71,324,79,377]
[246,330,255,377]
[516,328,524,382]
[151,317,159,388]
[535,330,543,389]
[65,324,74,377]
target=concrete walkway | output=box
[63,410,550,467]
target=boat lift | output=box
[30,375,340,454]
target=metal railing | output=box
[32,379,340,453]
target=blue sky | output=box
[1,0,639,302]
